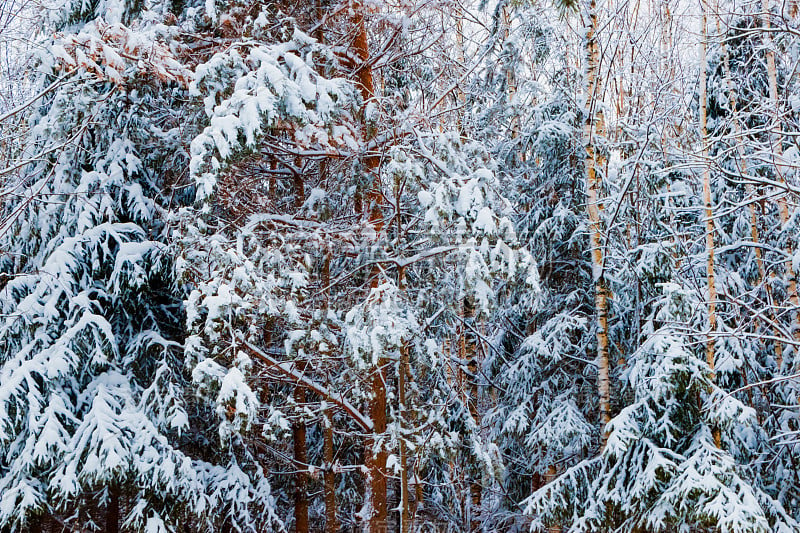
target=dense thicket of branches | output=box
[2,0,800,531]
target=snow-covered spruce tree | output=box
[0,2,282,531]
[473,8,598,529]
[524,282,799,532]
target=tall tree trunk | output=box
[292,142,309,533]
[395,178,412,533]
[367,372,388,532]
[699,0,715,368]
[351,0,383,230]
[501,4,519,139]
[293,386,309,533]
[583,0,611,448]
[459,296,482,531]
[762,0,799,369]
[398,346,411,533]
[659,0,674,96]
[700,0,721,449]
[454,6,468,137]
[321,247,339,533]
[467,360,481,531]
[351,3,388,530]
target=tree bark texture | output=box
[350,3,388,530]
[700,0,722,449]
[583,0,611,447]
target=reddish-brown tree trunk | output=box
[367,370,388,532]
[351,3,388,531]
[351,0,383,228]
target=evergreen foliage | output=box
[2,0,800,531]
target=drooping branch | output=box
[239,340,374,432]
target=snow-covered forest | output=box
[2,0,800,530]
